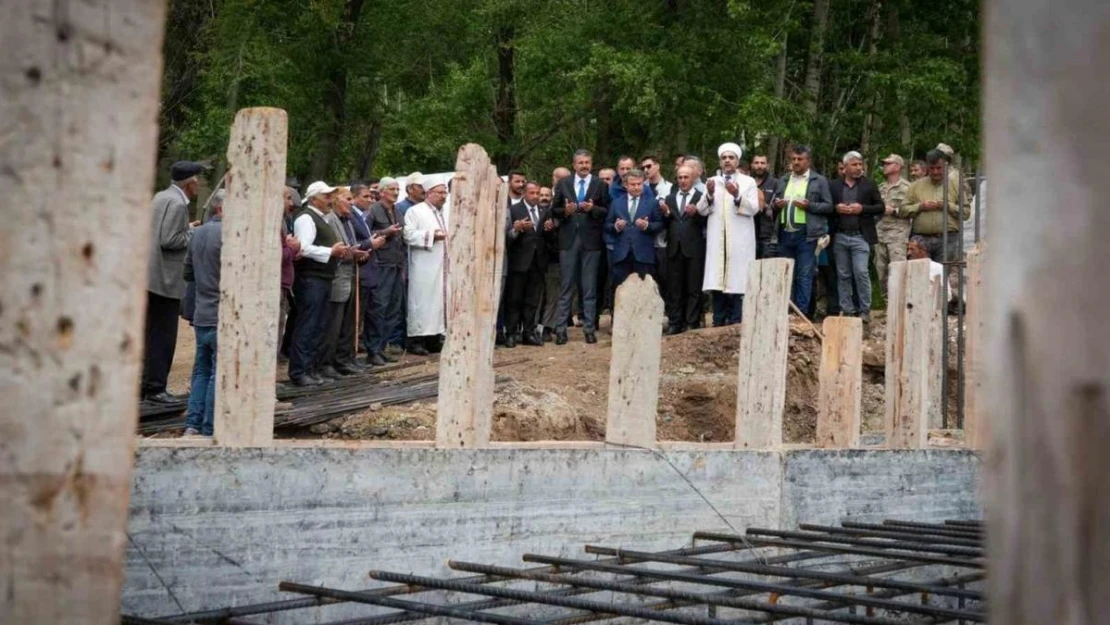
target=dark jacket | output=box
[348,208,378,288]
[774,170,834,240]
[183,217,222,327]
[507,201,551,273]
[604,193,663,265]
[367,201,406,268]
[828,176,886,245]
[662,187,706,259]
[551,173,611,252]
[606,176,656,250]
[752,173,779,243]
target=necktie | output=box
[577,178,586,202]
[529,205,538,225]
[680,192,688,214]
[630,197,638,220]
[725,174,732,184]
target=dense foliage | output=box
[158,0,980,185]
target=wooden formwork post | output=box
[436,144,505,448]
[214,108,287,448]
[605,275,663,448]
[983,1,1110,619]
[963,246,986,449]
[0,1,168,623]
[884,259,936,448]
[736,258,794,450]
[816,316,863,448]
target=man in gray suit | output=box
[143,161,204,403]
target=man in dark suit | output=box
[505,181,550,347]
[142,160,204,402]
[605,169,663,290]
[660,164,707,335]
[829,151,885,324]
[551,149,610,345]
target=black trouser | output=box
[289,276,331,379]
[280,288,297,358]
[368,265,404,355]
[611,257,655,290]
[555,240,600,333]
[665,251,706,330]
[358,280,372,355]
[653,247,668,310]
[506,261,546,338]
[322,291,357,368]
[141,291,181,397]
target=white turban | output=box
[422,178,446,193]
[717,142,742,159]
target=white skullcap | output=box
[304,180,337,201]
[422,178,446,192]
[379,176,399,189]
[717,142,742,159]
[405,172,425,188]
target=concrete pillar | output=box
[983,0,1110,620]
[0,1,168,623]
[436,144,504,448]
[736,258,794,450]
[606,274,663,448]
[816,316,863,448]
[884,259,934,448]
[214,108,287,447]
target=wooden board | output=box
[816,316,863,448]
[436,145,504,448]
[605,274,664,448]
[214,108,287,447]
[983,1,1110,619]
[0,1,168,623]
[883,259,935,449]
[963,246,986,449]
[735,258,794,450]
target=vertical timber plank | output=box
[964,246,986,448]
[816,316,863,448]
[606,275,663,448]
[436,146,503,448]
[214,108,287,447]
[736,258,794,450]
[883,259,933,448]
[926,275,944,429]
[984,0,1110,621]
[0,1,168,623]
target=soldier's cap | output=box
[881,154,904,168]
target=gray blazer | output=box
[773,171,834,240]
[147,186,193,298]
[325,212,355,303]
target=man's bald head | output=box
[676,165,697,192]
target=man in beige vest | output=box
[876,154,912,295]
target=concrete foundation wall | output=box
[122,447,980,621]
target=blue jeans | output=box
[833,233,872,315]
[184,325,217,436]
[777,228,817,314]
[710,291,742,326]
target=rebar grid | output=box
[124,519,986,625]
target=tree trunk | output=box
[860,0,882,155]
[0,1,168,623]
[308,0,366,181]
[768,37,788,173]
[594,76,614,164]
[355,119,383,180]
[493,25,518,173]
[803,0,830,117]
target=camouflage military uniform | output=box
[875,178,912,293]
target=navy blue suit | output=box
[605,193,663,289]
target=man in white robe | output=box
[403,181,450,355]
[696,142,760,326]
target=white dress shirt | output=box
[293,206,335,263]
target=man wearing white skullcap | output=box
[403,180,450,355]
[695,143,760,326]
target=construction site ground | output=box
[166,311,963,444]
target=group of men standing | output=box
[141,140,970,436]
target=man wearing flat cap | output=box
[142,160,204,403]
